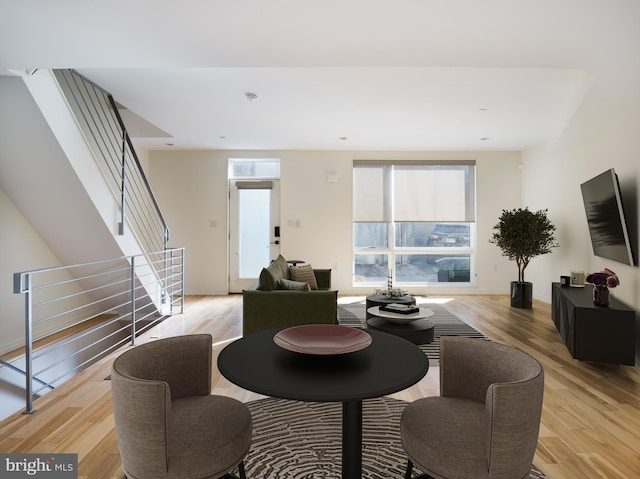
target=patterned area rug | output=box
[338,301,487,365]
[244,396,547,478]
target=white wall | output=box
[522,65,640,368]
[149,149,522,296]
[0,75,167,354]
[523,67,640,307]
[149,150,230,294]
[0,187,66,354]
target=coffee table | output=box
[365,294,415,319]
[366,306,435,344]
[217,328,429,479]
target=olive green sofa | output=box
[242,256,338,336]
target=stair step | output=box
[0,313,119,364]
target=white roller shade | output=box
[393,165,475,222]
[353,164,390,222]
[353,161,475,223]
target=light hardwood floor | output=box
[1,294,639,478]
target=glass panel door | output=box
[229,180,280,292]
[238,189,271,277]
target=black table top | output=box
[218,328,429,403]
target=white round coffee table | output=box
[366,306,434,324]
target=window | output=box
[353,161,476,286]
[229,159,280,179]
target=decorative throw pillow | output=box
[273,255,290,280]
[257,267,278,291]
[289,264,318,290]
[279,278,311,291]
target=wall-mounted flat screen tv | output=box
[580,168,635,266]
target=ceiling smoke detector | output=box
[244,92,258,102]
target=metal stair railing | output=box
[11,248,185,414]
[53,68,169,255]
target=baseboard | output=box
[184,290,229,296]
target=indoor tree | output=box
[490,207,558,307]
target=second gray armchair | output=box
[401,336,544,479]
[111,334,252,479]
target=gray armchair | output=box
[111,334,252,479]
[401,336,544,479]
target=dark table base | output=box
[367,317,435,344]
[343,400,362,477]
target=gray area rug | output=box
[244,396,547,479]
[338,301,487,365]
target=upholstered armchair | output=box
[401,336,544,479]
[111,334,252,479]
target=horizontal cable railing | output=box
[54,69,169,254]
[11,248,185,414]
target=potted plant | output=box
[490,208,558,308]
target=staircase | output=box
[0,313,125,420]
[0,69,183,419]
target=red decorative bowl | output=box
[274,324,372,355]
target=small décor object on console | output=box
[570,270,586,287]
[586,268,619,307]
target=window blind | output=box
[353,164,390,222]
[353,161,475,222]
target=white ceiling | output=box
[1,0,638,151]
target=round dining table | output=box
[217,327,429,479]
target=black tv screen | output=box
[580,168,635,266]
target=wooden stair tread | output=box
[0,313,119,364]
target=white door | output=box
[229,180,281,293]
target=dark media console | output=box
[551,283,635,365]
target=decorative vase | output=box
[593,285,610,307]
